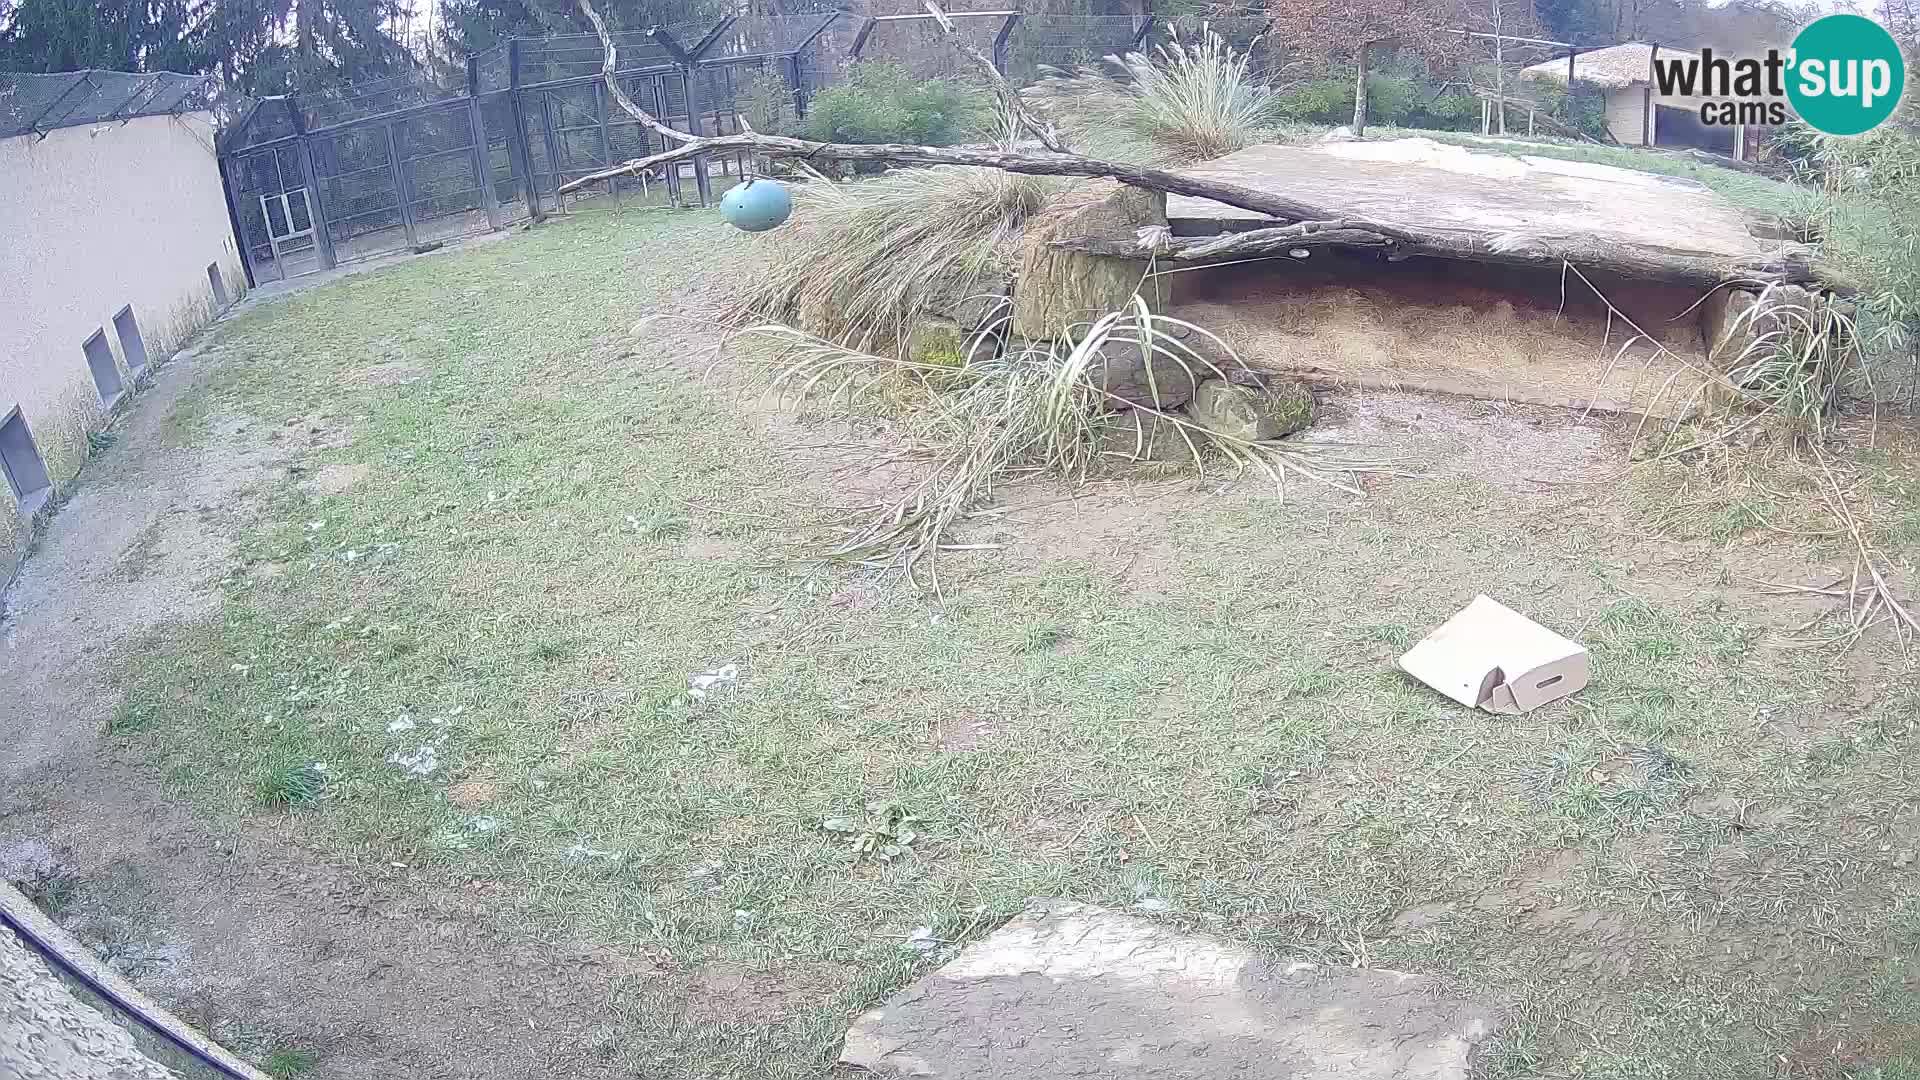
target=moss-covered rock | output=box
[1186,378,1315,441]
[1085,342,1199,410]
[1012,182,1167,341]
[1091,411,1208,464]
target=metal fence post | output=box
[992,13,1022,74]
[593,80,614,195]
[384,122,420,248]
[538,91,567,212]
[467,56,504,231]
[506,39,546,222]
[682,67,712,206]
[217,155,259,289]
[285,94,337,271]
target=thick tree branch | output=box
[921,1,1069,153]
[1056,225,1840,289]
[578,0,692,145]
[563,131,1417,237]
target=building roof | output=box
[1521,42,1698,90]
[0,69,218,141]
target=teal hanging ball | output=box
[720,178,791,233]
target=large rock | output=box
[907,317,980,368]
[1700,284,1848,367]
[1700,286,1762,366]
[1698,284,1855,410]
[1013,182,1168,341]
[924,272,1015,330]
[1187,378,1315,441]
[1092,411,1207,463]
[840,901,1497,1079]
[1085,341,1200,410]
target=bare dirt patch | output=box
[0,343,649,1080]
[446,775,500,810]
[687,960,849,1025]
[349,360,428,388]
[305,462,372,495]
[1308,389,1627,492]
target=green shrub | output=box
[1272,73,1477,131]
[802,62,990,146]
[1528,78,1610,139]
[738,66,796,137]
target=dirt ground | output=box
[0,338,652,1079]
[2,210,1915,1079]
[0,315,1624,1080]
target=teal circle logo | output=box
[1787,14,1906,135]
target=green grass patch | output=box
[261,1047,319,1079]
[109,204,1920,1078]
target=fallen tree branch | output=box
[921,1,1069,153]
[560,129,1433,242]
[1808,451,1919,655]
[579,0,691,147]
[559,0,1848,293]
[1057,224,1838,289]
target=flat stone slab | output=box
[1167,137,1766,262]
[839,901,1497,1078]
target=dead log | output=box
[1057,226,1847,292]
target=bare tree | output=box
[1463,0,1544,135]
[1270,0,1470,134]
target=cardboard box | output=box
[1398,595,1589,714]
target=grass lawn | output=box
[116,201,1920,1078]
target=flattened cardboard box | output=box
[1398,595,1589,714]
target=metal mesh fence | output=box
[517,30,679,85]
[0,69,220,139]
[299,70,458,131]
[1003,14,1149,83]
[213,9,1167,286]
[855,16,1004,82]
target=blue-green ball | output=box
[719,178,791,233]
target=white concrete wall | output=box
[1604,86,1649,145]
[0,111,243,566]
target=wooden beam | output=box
[1443,28,1577,49]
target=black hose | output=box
[1,903,260,1080]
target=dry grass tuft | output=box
[746,297,1391,589]
[1024,26,1280,165]
[729,159,1056,356]
[1575,265,1918,653]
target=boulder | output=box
[839,900,1497,1080]
[1701,284,1850,368]
[1092,411,1207,464]
[1700,286,1761,366]
[908,317,980,368]
[1085,342,1200,410]
[925,270,1015,330]
[1186,378,1315,441]
[1012,182,1168,341]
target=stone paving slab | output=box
[1168,138,1765,262]
[840,901,1497,1079]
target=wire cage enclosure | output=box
[212,8,1177,287]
